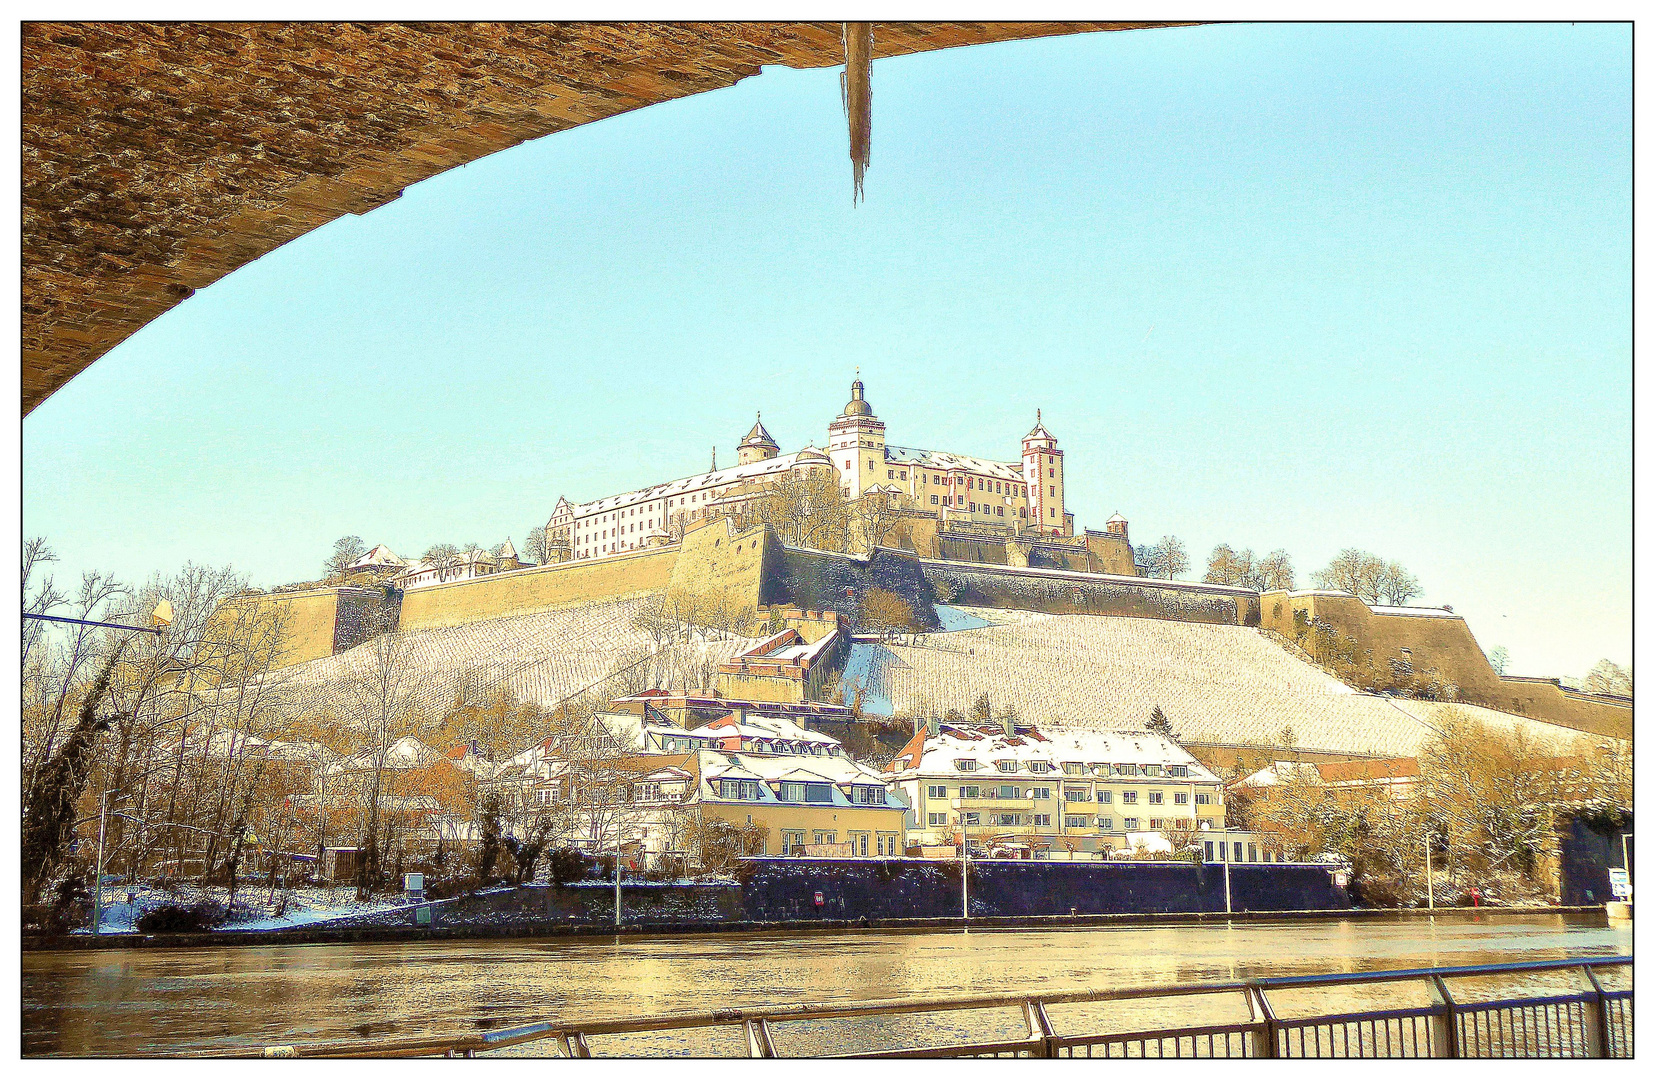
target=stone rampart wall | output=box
[1260,591,1631,739]
[923,561,1259,626]
[397,547,678,632]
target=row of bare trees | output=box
[1233,708,1631,905]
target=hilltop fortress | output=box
[239,381,1631,754]
[543,379,1137,575]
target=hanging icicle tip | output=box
[841,22,873,205]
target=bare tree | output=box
[325,536,365,581]
[1204,544,1257,587]
[1141,535,1189,581]
[423,543,461,582]
[755,471,850,550]
[1582,659,1632,697]
[1256,549,1296,591]
[522,526,549,566]
[852,488,905,554]
[1313,549,1421,606]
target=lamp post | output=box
[92,789,114,934]
[1425,834,1435,910]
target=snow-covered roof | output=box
[329,736,440,774]
[691,712,841,747]
[351,544,406,569]
[885,445,1025,482]
[892,724,1218,783]
[699,749,901,802]
[572,452,809,517]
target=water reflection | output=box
[21,914,1629,1056]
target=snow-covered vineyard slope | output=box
[277,597,759,716]
[842,607,1586,758]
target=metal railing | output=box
[248,955,1630,1059]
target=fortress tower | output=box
[1023,410,1069,537]
[737,413,781,465]
[828,375,886,498]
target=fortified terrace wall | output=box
[245,524,1628,741]
[1260,590,1631,740]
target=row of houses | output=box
[268,697,1281,873]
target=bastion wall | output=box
[1259,590,1631,739]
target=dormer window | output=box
[995,760,1019,773]
[1028,761,1053,774]
[955,759,979,772]
[1062,762,1084,775]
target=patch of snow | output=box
[933,605,994,632]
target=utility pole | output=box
[93,788,111,935]
[961,825,970,925]
[1223,838,1233,915]
[1426,834,1435,910]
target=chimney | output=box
[927,715,940,738]
[1001,716,1015,738]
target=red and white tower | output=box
[1022,410,1068,537]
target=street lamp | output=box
[24,599,174,636]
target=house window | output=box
[719,779,760,800]
[997,784,1020,799]
[813,831,838,846]
[1097,790,1113,804]
[995,759,1018,773]
[994,813,1020,827]
[926,784,948,799]
[958,785,980,799]
[1062,762,1084,775]
[1148,791,1164,805]
[888,470,894,479]
[1144,765,1164,777]
[1124,817,1140,830]
[928,812,948,827]
[1121,791,1139,805]
[1098,817,1114,830]
[1063,788,1089,803]
[778,782,806,802]
[1195,793,1214,805]
[1064,815,1091,828]
[1032,814,1051,826]
[1150,818,1166,829]
[955,760,979,772]
[852,785,887,806]
[1029,787,1051,800]
[1168,765,1190,777]
[635,782,662,802]
[533,788,555,807]
[1029,761,1052,774]
[962,812,980,825]
[1248,844,1258,863]
[805,783,834,803]
[1174,792,1189,805]
[853,832,870,856]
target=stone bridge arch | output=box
[23,21,1187,414]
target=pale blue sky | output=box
[23,22,1630,678]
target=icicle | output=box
[841,22,873,205]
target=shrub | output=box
[546,848,590,886]
[136,902,223,934]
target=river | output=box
[22,913,1631,1056]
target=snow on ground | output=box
[934,605,994,632]
[81,882,415,933]
[845,607,1586,757]
[276,596,760,714]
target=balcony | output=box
[953,796,1036,811]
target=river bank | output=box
[24,902,1608,952]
